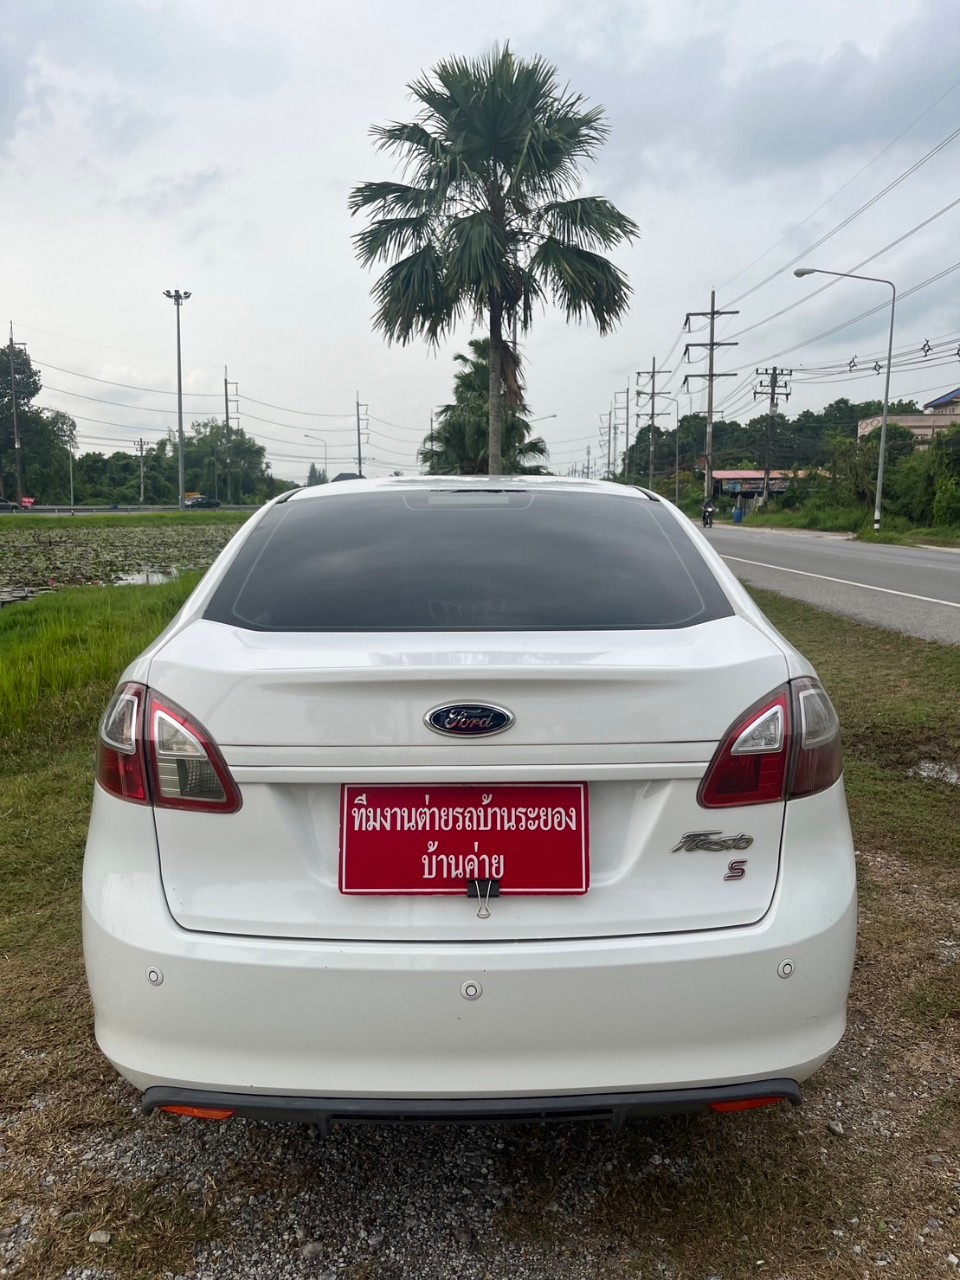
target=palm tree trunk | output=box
[487,299,503,475]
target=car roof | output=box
[283,475,658,504]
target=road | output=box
[705,525,960,645]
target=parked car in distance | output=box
[83,476,856,1127]
[184,495,221,509]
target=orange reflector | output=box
[159,1105,236,1121]
[709,1096,783,1113]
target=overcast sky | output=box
[4,0,960,481]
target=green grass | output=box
[753,588,960,874]
[0,510,252,531]
[0,575,200,745]
[857,526,960,549]
[743,505,868,533]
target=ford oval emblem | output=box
[425,703,514,738]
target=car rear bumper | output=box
[143,1078,803,1126]
[82,782,857,1101]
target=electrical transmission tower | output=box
[635,356,672,488]
[754,366,792,504]
[682,291,739,499]
[612,384,630,479]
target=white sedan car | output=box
[83,477,856,1125]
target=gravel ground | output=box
[2,847,959,1280]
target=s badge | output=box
[724,859,748,881]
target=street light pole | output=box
[302,431,329,478]
[163,289,191,509]
[662,397,682,506]
[794,267,896,531]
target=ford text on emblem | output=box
[425,703,514,738]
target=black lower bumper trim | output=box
[143,1078,802,1126]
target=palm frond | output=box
[536,197,639,250]
[370,245,457,345]
[353,215,432,267]
[444,212,512,306]
[530,238,632,334]
[347,181,434,217]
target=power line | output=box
[725,193,960,343]
[721,258,960,380]
[716,74,960,295]
[720,121,960,309]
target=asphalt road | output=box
[705,525,960,645]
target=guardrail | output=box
[13,505,256,515]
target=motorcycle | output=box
[701,505,715,528]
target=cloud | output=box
[530,0,960,183]
[115,165,230,217]
[0,0,286,152]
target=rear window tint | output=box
[203,490,733,631]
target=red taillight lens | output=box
[698,689,790,808]
[96,683,148,803]
[698,679,842,809]
[97,684,241,813]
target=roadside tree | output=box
[351,44,638,474]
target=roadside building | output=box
[857,388,960,448]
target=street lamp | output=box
[303,431,329,479]
[529,414,558,423]
[162,289,191,509]
[794,267,896,531]
[661,396,682,506]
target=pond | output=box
[0,524,241,606]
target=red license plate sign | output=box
[340,784,589,895]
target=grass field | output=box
[0,511,252,532]
[739,507,960,548]
[1,584,958,1278]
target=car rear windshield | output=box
[203,489,734,631]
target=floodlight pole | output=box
[794,267,896,531]
[163,289,191,508]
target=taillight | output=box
[97,685,241,813]
[97,682,148,804]
[788,677,843,798]
[698,688,790,808]
[699,679,842,808]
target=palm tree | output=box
[420,339,549,474]
[349,45,638,474]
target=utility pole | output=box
[162,290,191,508]
[355,392,368,477]
[138,438,145,504]
[612,384,630,480]
[223,367,238,503]
[635,356,672,489]
[585,444,591,479]
[682,291,739,499]
[7,323,27,505]
[68,445,74,508]
[754,366,792,504]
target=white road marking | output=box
[721,555,960,610]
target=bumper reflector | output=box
[159,1105,236,1121]
[709,1096,783,1113]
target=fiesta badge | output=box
[425,703,514,738]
